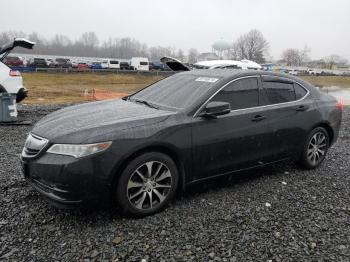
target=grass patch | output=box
[21,72,350,104]
[22,72,163,104]
[299,76,350,88]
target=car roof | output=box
[176,69,314,88]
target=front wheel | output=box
[299,127,329,169]
[116,152,179,217]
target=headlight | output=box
[47,142,112,158]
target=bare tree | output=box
[281,46,311,66]
[323,54,347,69]
[149,46,174,60]
[176,49,185,61]
[79,32,99,47]
[300,45,311,64]
[187,48,199,64]
[281,48,302,66]
[232,29,269,63]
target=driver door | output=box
[191,76,274,181]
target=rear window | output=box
[140,61,148,65]
[294,83,308,100]
[132,74,221,110]
[110,60,119,64]
[262,81,295,105]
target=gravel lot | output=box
[0,104,349,261]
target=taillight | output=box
[336,100,344,111]
[9,70,21,77]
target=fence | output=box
[11,67,177,77]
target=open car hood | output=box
[0,38,35,61]
[160,56,190,71]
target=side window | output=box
[262,81,295,105]
[294,83,308,100]
[212,78,259,110]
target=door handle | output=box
[251,115,266,122]
[295,105,309,112]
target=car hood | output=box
[32,99,175,143]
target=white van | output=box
[130,57,149,71]
[101,59,120,69]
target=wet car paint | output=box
[21,70,342,206]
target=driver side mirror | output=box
[202,101,231,118]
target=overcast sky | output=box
[2,0,350,60]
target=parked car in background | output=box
[101,59,109,69]
[161,57,262,71]
[46,58,55,68]
[288,69,299,76]
[90,62,102,69]
[130,57,149,71]
[77,63,89,70]
[0,38,35,102]
[27,57,48,68]
[150,61,171,71]
[120,61,130,70]
[55,58,72,68]
[21,70,342,216]
[71,60,78,69]
[101,59,120,69]
[3,56,25,67]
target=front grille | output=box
[22,133,48,158]
[23,147,40,156]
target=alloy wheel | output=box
[307,131,327,165]
[127,161,173,210]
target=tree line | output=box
[0,30,347,67]
[0,30,200,62]
[0,29,270,63]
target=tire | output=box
[299,127,329,169]
[116,152,179,217]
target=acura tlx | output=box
[21,70,342,216]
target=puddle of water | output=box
[320,87,350,105]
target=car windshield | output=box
[130,74,221,110]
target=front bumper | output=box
[20,151,116,208]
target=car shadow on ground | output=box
[181,162,297,202]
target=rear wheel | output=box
[116,152,179,217]
[299,127,329,169]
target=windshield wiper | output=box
[133,99,159,109]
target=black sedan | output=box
[21,70,342,216]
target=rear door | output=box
[191,76,274,180]
[259,76,313,160]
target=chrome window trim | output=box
[193,75,310,118]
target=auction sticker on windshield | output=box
[195,77,219,83]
